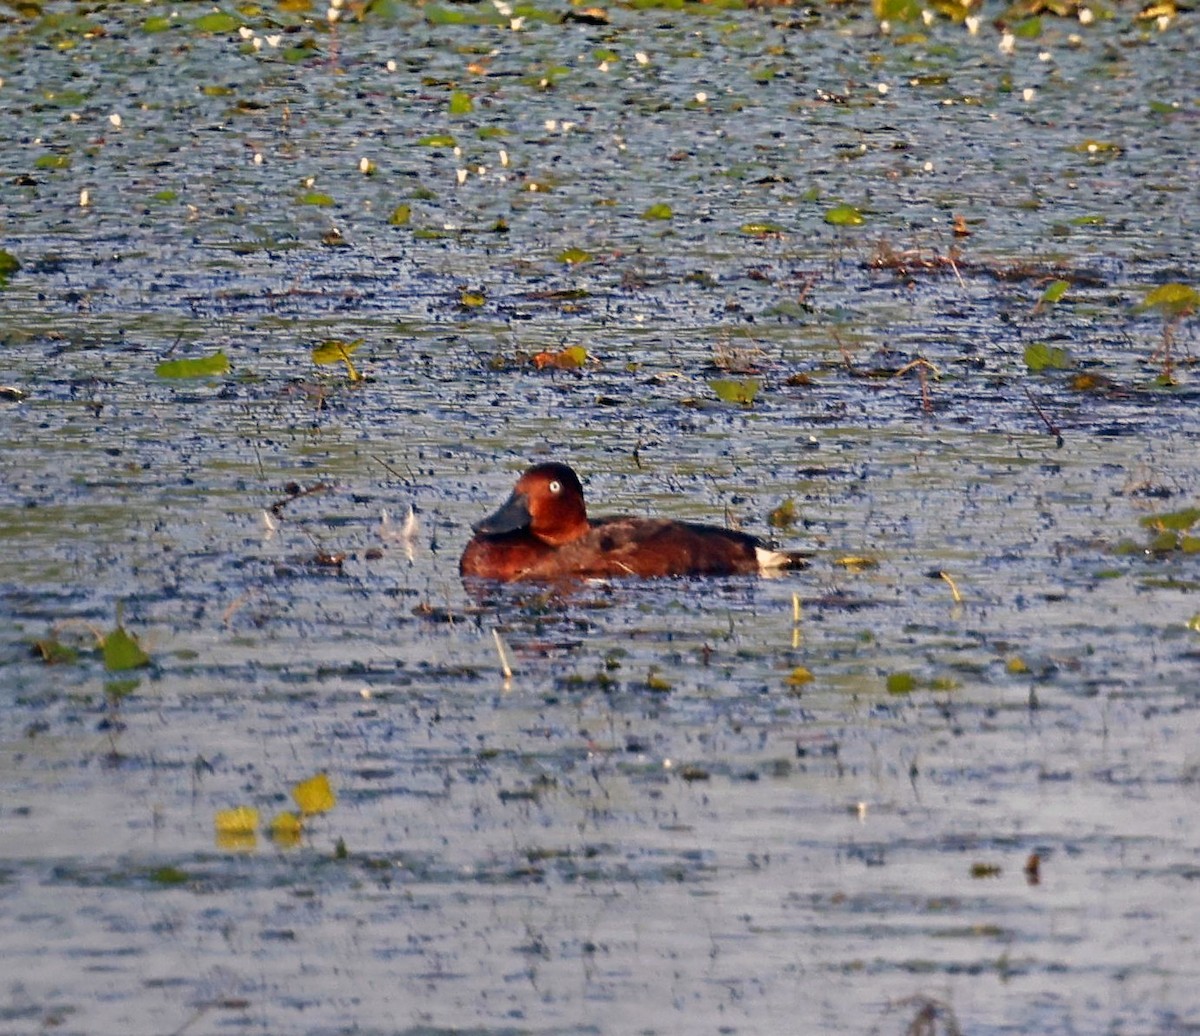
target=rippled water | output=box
[1,1,1198,1033]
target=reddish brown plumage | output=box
[459,462,805,583]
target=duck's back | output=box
[517,517,765,580]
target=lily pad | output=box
[293,772,336,815]
[1039,279,1070,305]
[192,10,240,33]
[1138,283,1197,319]
[740,222,785,237]
[709,378,760,404]
[103,626,150,672]
[824,204,865,227]
[1024,342,1074,371]
[886,671,917,694]
[0,249,19,288]
[156,351,231,379]
[557,247,592,265]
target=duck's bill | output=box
[472,490,532,535]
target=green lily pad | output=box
[824,204,865,227]
[740,221,785,237]
[312,339,363,366]
[193,10,240,33]
[1139,283,1198,319]
[641,203,673,220]
[1139,507,1200,533]
[0,249,19,288]
[1024,342,1074,371]
[155,351,231,379]
[709,378,760,404]
[103,627,150,672]
[1039,279,1070,305]
[557,247,592,265]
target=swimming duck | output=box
[459,462,807,582]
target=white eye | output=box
[548,480,562,494]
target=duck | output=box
[459,462,808,583]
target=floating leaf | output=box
[311,339,361,365]
[970,862,1002,878]
[34,153,70,170]
[292,772,336,815]
[1139,507,1200,532]
[1012,15,1041,37]
[425,3,507,25]
[873,0,923,21]
[886,671,917,694]
[1006,657,1029,674]
[192,10,240,33]
[709,378,760,405]
[1024,342,1074,372]
[32,638,77,664]
[0,249,19,288]
[532,345,588,370]
[142,14,173,32]
[156,351,230,379]
[417,134,457,148]
[1069,139,1122,157]
[312,339,363,381]
[389,203,411,226]
[449,90,474,115]
[557,247,592,265]
[786,666,814,687]
[282,42,320,63]
[1188,613,1200,633]
[1039,279,1070,305]
[641,202,673,220]
[150,866,190,885]
[102,627,150,672]
[215,806,260,835]
[768,499,798,529]
[646,668,672,692]
[1139,282,1198,319]
[740,221,785,237]
[269,812,304,846]
[835,555,878,571]
[459,289,486,308]
[824,204,865,227]
[298,191,335,207]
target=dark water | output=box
[1,2,1198,1033]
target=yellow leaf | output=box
[532,345,588,370]
[1006,656,1029,674]
[312,338,363,366]
[214,805,259,835]
[835,555,878,571]
[269,812,304,847]
[786,666,814,687]
[292,772,336,815]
